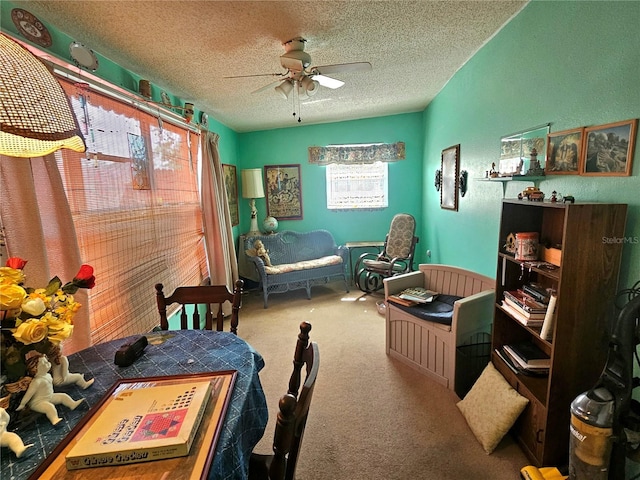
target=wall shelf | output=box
[477,175,545,196]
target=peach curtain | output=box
[0,154,90,354]
[200,132,238,303]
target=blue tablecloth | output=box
[1,330,269,480]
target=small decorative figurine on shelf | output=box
[0,407,33,457]
[526,148,545,176]
[16,354,85,426]
[47,343,94,389]
[489,162,498,178]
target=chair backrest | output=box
[384,213,418,264]
[269,321,319,480]
[155,279,243,334]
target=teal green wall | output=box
[237,113,424,245]
[2,0,639,291]
[422,0,640,290]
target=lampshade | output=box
[0,33,86,158]
[274,79,294,99]
[241,168,265,199]
[300,76,319,97]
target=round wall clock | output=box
[11,8,52,48]
[69,41,99,71]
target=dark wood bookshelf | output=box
[491,199,627,466]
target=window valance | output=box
[308,141,405,165]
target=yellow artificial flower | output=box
[13,319,48,345]
[55,298,81,324]
[0,266,25,285]
[0,284,27,310]
[45,317,74,344]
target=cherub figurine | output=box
[246,239,272,266]
[0,407,33,457]
[16,353,85,426]
[47,343,94,389]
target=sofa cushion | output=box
[264,255,343,275]
[389,294,462,326]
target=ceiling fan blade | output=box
[251,79,283,94]
[311,62,372,75]
[313,74,345,89]
[223,72,284,79]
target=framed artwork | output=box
[580,119,638,176]
[127,133,151,189]
[222,164,239,226]
[440,144,460,211]
[545,127,584,175]
[264,164,303,220]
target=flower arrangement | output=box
[0,257,95,410]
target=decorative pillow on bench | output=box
[388,294,462,326]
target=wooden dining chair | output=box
[155,279,244,334]
[248,321,319,480]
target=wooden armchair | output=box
[249,321,319,480]
[383,264,495,392]
[155,279,244,334]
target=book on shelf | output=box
[398,287,438,304]
[500,302,545,327]
[66,378,214,470]
[496,347,549,376]
[503,290,548,314]
[503,341,551,368]
[522,283,551,305]
[502,297,547,320]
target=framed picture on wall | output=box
[580,119,637,176]
[222,164,239,226]
[440,144,460,211]
[545,127,584,175]
[264,164,303,220]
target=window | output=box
[55,79,206,343]
[326,162,388,210]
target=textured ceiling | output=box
[14,1,527,132]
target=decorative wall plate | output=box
[11,8,52,47]
[200,112,209,128]
[69,41,99,71]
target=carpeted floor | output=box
[237,282,529,480]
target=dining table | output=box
[1,329,269,480]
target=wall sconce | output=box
[241,168,265,236]
[0,33,86,158]
[459,170,468,197]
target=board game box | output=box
[66,379,214,470]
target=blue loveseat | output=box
[244,230,349,308]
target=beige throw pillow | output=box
[457,361,529,454]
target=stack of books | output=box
[399,287,438,303]
[501,289,548,327]
[495,341,550,376]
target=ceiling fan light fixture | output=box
[275,79,294,99]
[300,76,319,96]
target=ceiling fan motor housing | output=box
[280,50,311,71]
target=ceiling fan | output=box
[226,37,372,100]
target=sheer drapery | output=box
[0,154,90,354]
[200,132,238,307]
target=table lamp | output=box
[0,33,86,157]
[241,168,265,236]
